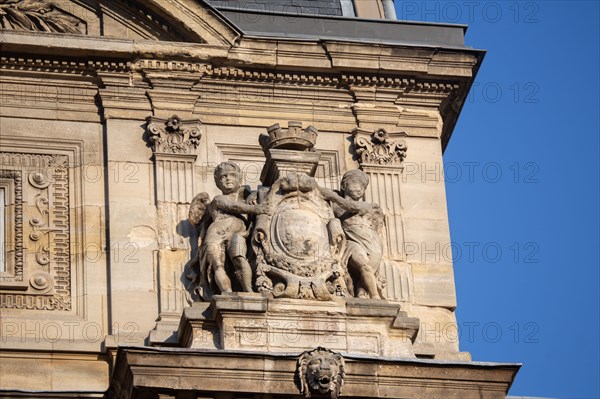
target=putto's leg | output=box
[213,264,232,293]
[206,245,232,293]
[232,256,253,292]
[349,252,381,299]
[229,233,253,292]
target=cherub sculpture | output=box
[319,169,384,299]
[188,162,268,299]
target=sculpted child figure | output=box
[189,162,268,298]
[320,169,384,299]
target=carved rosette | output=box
[146,115,202,155]
[352,128,407,167]
[297,347,345,399]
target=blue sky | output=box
[394,1,600,398]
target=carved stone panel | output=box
[0,152,72,310]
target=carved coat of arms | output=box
[187,122,407,302]
[252,173,347,300]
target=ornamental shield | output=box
[252,173,347,300]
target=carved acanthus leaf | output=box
[146,115,202,155]
[0,0,86,34]
[352,128,408,166]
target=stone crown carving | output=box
[146,115,202,154]
[0,0,86,34]
[352,128,408,166]
[259,121,318,152]
[297,347,345,399]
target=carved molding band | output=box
[0,169,23,281]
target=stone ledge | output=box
[109,346,520,399]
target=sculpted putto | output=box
[188,162,268,299]
[319,170,385,299]
[188,161,385,301]
[186,120,393,301]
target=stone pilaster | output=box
[352,127,411,302]
[146,115,203,334]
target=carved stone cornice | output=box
[352,128,407,167]
[211,67,339,86]
[146,115,201,155]
[109,345,516,399]
[0,56,89,73]
[136,59,212,74]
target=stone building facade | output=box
[0,0,518,398]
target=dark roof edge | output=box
[243,33,485,52]
[215,6,469,32]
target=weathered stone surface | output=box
[0,351,109,392]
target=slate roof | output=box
[206,0,343,16]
